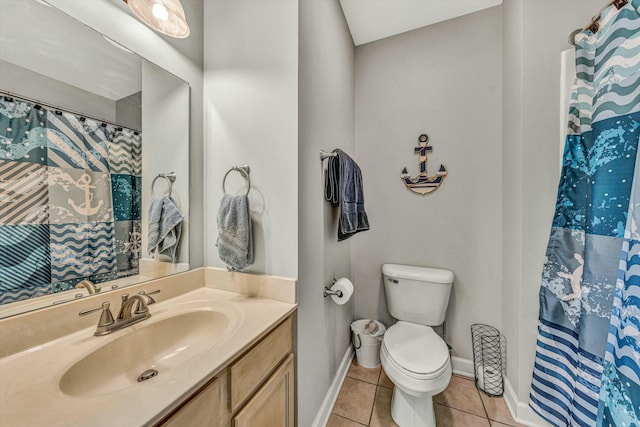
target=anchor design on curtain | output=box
[68,174,104,216]
[400,133,447,194]
[529,1,640,426]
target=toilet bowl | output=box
[380,322,452,427]
[380,264,454,427]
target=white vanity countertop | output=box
[0,286,296,427]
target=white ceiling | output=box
[339,0,503,46]
[0,0,141,101]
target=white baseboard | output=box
[451,356,474,377]
[503,377,552,427]
[311,345,354,427]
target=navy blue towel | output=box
[324,149,370,241]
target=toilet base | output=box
[391,387,436,427]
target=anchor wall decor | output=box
[401,133,447,195]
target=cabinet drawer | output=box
[160,371,229,427]
[229,317,292,412]
[233,354,294,427]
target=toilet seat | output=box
[382,322,450,379]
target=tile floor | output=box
[328,359,525,427]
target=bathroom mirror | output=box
[0,0,190,318]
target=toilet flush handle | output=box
[387,277,398,284]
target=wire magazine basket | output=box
[471,323,507,397]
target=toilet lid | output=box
[383,322,450,376]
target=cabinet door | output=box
[161,372,230,427]
[233,354,294,427]
[230,317,292,412]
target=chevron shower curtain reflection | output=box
[529,2,640,426]
[0,95,142,305]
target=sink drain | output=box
[137,368,159,382]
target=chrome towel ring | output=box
[151,172,176,198]
[223,165,251,196]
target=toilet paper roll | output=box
[330,278,354,305]
[476,363,501,392]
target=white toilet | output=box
[380,264,454,427]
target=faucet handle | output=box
[139,289,160,304]
[76,279,102,295]
[117,294,131,320]
[79,302,115,329]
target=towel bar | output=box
[223,165,251,196]
[151,172,176,198]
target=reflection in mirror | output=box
[0,0,190,318]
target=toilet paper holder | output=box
[323,278,343,298]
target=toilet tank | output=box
[382,264,454,326]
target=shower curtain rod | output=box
[0,89,141,133]
[568,0,628,45]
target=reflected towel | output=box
[216,194,254,271]
[147,196,184,262]
[324,149,370,241]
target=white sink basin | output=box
[59,310,230,397]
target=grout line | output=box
[434,403,493,424]
[434,401,490,420]
[377,368,394,389]
[477,386,491,420]
[368,385,379,426]
[346,367,382,386]
[476,390,516,426]
[331,413,368,426]
[337,377,378,426]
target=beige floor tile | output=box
[333,377,377,425]
[327,414,367,427]
[347,359,381,385]
[378,368,394,389]
[433,375,487,417]
[480,393,516,425]
[370,386,399,427]
[435,404,491,427]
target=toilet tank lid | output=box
[382,264,454,284]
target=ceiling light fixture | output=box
[125,0,190,39]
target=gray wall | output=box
[0,59,116,121]
[502,0,605,410]
[352,7,503,361]
[141,61,190,264]
[203,0,299,279]
[115,91,142,131]
[298,0,355,425]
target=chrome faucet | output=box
[80,289,160,336]
[75,279,101,295]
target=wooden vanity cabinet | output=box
[157,317,294,427]
[161,372,230,427]
[234,354,294,427]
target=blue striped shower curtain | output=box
[530,2,640,426]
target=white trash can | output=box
[351,319,386,368]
